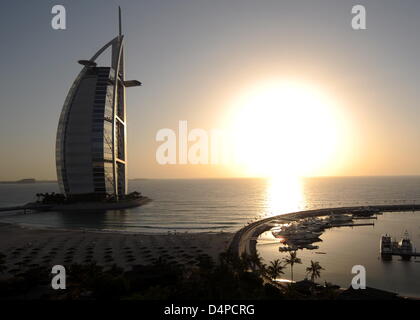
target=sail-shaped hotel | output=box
[56,8,141,200]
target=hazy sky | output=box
[0,0,420,180]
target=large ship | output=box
[395,231,414,260]
[380,231,414,261]
[380,234,393,260]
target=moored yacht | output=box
[328,213,353,224]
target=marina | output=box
[271,211,376,250]
[255,210,420,298]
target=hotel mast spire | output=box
[118,6,122,37]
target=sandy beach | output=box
[0,223,233,277]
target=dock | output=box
[326,222,375,228]
[390,252,420,258]
[383,251,420,259]
[353,216,378,220]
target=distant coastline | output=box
[0,178,151,184]
[0,178,57,184]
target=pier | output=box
[326,222,375,228]
[390,252,420,258]
[382,250,420,259]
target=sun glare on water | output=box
[229,80,347,180]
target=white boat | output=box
[297,217,324,227]
[273,218,326,239]
[272,224,298,237]
[328,213,353,224]
[286,230,322,240]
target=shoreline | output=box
[0,222,234,278]
[0,221,229,236]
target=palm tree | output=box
[283,251,302,282]
[259,263,267,276]
[266,259,285,280]
[306,260,324,283]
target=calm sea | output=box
[0,176,420,296]
[0,177,419,233]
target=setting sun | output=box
[229,81,348,178]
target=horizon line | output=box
[2,174,420,183]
